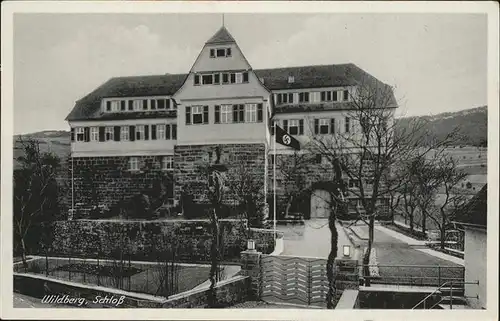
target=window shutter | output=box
[129,126,135,141]
[299,119,304,135]
[151,125,157,140]
[257,104,263,122]
[283,120,288,132]
[239,104,245,123]
[128,100,133,111]
[330,119,335,134]
[83,127,90,142]
[314,119,319,134]
[172,124,177,139]
[70,128,75,142]
[144,125,149,140]
[186,106,191,125]
[151,100,156,110]
[166,99,171,110]
[214,105,220,124]
[112,126,119,141]
[233,105,238,123]
[121,101,126,111]
[106,101,111,111]
[166,124,171,139]
[203,106,209,124]
[99,127,105,142]
[142,100,148,110]
[321,92,325,102]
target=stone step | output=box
[439,296,468,305]
[438,304,471,310]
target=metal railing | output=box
[412,280,479,309]
[358,264,465,287]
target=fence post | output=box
[438,265,441,286]
[241,249,262,300]
[450,280,453,309]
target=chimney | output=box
[288,75,295,83]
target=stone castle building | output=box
[65,26,397,220]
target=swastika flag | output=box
[275,125,300,150]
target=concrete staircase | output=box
[433,285,471,309]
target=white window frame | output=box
[288,119,299,135]
[157,124,166,140]
[235,73,243,84]
[221,105,232,124]
[121,126,129,141]
[162,156,174,171]
[319,119,329,134]
[192,106,203,124]
[90,127,99,142]
[133,100,143,111]
[76,127,84,142]
[129,157,140,171]
[110,101,120,112]
[245,104,257,123]
[136,125,145,141]
[105,127,114,141]
[345,117,351,133]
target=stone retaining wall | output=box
[35,219,279,263]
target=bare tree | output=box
[309,75,460,278]
[14,137,61,267]
[427,155,468,249]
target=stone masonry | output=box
[68,155,173,217]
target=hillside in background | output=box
[395,105,487,146]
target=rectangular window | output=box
[192,106,203,124]
[214,73,220,84]
[202,74,213,85]
[343,90,349,101]
[299,92,310,103]
[194,74,200,85]
[106,101,111,112]
[136,125,145,140]
[245,104,257,123]
[226,48,232,57]
[162,156,174,171]
[277,93,290,104]
[216,48,226,57]
[221,105,232,123]
[235,73,243,84]
[222,73,229,84]
[288,119,299,135]
[105,127,114,141]
[121,126,129,141]
[333,91,339,102]
[230,73,236,84]
[150,99,156,110]
[345,117,351,133]
[90,127,99,141]
[210,49,215,58]
[233,105,245,123]
[319,119,329,134]
[243,72,249,83]
[129,157,140,171]
[76,127,84,142]
[132,100,142,111]
[120,101,126,111]
[142,99,148,110]
[157,99,165,110]
[157,124,165,140]
[110,101,120,112]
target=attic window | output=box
[216,49,226,57]
[288,76,295,83]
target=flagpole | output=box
[273,122,276,240]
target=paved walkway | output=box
[277,219,359,260]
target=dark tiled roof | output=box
[82,110,177,121]
[274,102,398,114]
[65,74,187,121]
[454,185,487,228]
[206,26,236,44]
[66,63,397,121]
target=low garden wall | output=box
[357,287,439,309]
[14,272,249,308]
[35,219,280,263]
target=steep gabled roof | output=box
[453,184,487,229]
[205,26,236,45]
[65,63,397,121]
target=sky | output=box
[13,13,487,134]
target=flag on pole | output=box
[275,125,300,150]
